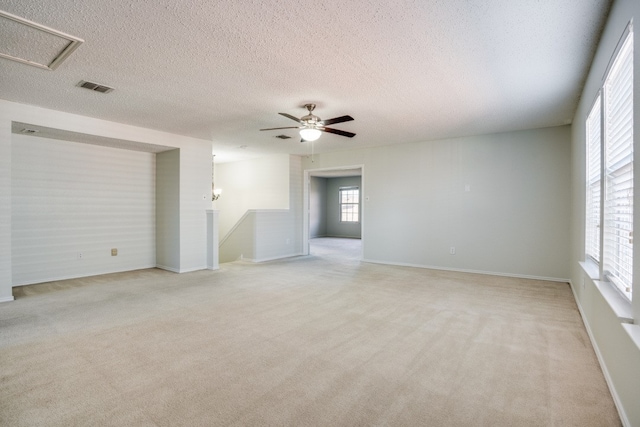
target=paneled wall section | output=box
[11,134,156,285]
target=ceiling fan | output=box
[260,104,355,142]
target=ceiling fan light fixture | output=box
[300,127,321,141]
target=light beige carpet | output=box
[1,238,621,426]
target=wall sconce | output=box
[212,154,222,201]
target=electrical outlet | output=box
[111,248,118,256]
[78,252,83,259]
[450,247,456,255]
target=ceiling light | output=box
[300,128,321,141]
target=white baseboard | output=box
[178,266,207,273]
[568,281,631,427]
[249,253,305,263]
[155,265,209,274]
[361,258,570,283]
[11,265,158,288]
[155,264,179,273]
[0,295,15,303]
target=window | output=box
[586,24,634,301]
[339,187,359,222]
[603,28,633,300]
[586,95,602,262]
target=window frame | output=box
[339,186,360,223]
[586,93,603,263]
[587,22,634,302]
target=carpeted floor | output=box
[1,238,621,426]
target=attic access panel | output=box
[0,10,83,70]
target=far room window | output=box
[339,187,359,222]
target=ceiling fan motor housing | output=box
[301,114,321,126]
[301,104,321,126]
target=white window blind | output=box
[603,29,633,300]
[339,187,359,222]
[586,95,602,262]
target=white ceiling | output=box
[0,0,611,162]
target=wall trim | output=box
[568,281,631,427]
[0,296,15,303]
[362,258,570,283]
[11,265,158,287]
[247,252,304,263]
[155,265,207,274]
[178,266,207,273]
[155,264,179,273]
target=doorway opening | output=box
[303,165,364,259]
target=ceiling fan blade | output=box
[322,115,354,126]
[260,126,300,131]
[321,127,356,138]
[278,113,303,123]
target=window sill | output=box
[622,324,640,352]
[579,260,599,281]
[579,261,634,324]
[593,281,634,323]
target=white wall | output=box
[569,0,640,425]
[216,154,290,240]
[0,102,10,301]
[178,144,212,272]
[309,176,327,238]
[11,135,156,285]
[0,99,212,298]
[156,149,180,271]
[219,155,303,263]
[219,211,256,263]
[302,126,571,280]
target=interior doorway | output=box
[303,165,364,259]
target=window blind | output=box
[603,30,633,299]
[339,187,359,222]
[586,95,602,262]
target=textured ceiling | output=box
[0,0,611,162]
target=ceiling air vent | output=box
[275,134,292,139]
[77,80,114,94]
